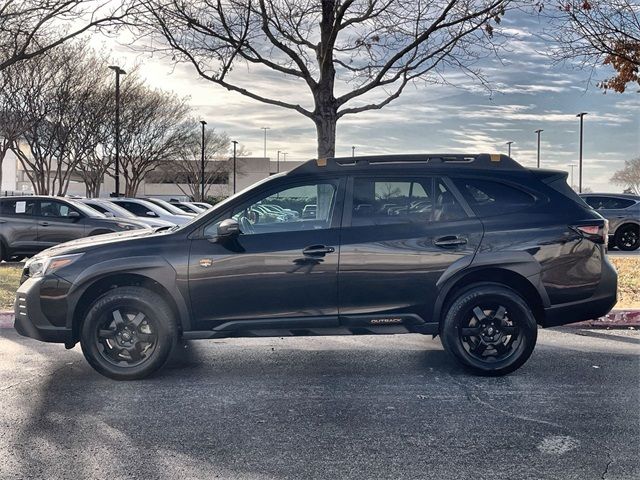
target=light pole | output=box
[108,65,126,196]
[261,127,270,159]
[352,146,355,158]
[277,150,281,173]
[200,120,206,201]
[282,152,287,162]
[568,163,576,190]
[534,129,543,168]
[576,112,587,193]
[506,141,513,157]
[232,140,238,194]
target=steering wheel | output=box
[239,216,254,234]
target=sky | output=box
[95,6,638,193]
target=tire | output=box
[440,284,537,376]
[614,224,640,251]
[80,286,177,380]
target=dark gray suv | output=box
[0,196,145,260]
[580,193,640,251]
[13,155,617,380]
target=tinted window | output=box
[205,181,338,236]
[0,198,36,216]
[86,203,108,214]
[350,177,465,226]
[453,178,536,216]
[585,196,635,210]
[39,200,80,218]
[115,201,158,217]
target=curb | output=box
[1,310,639,330]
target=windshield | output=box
[67,199,106,218]
[100,201,137,218]
[167,174,287,233]
[149,198,192,216]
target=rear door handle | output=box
[302,245,335,257]
[434,236,467,248]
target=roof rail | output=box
[294,153,524,173]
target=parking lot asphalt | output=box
[0,328,638,480]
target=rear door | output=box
[338,175,483,323]
[35,199,87,246]
[0,198,39,254]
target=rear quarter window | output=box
[452,178,537,217]
[0,198,36,216]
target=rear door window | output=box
[452,178,536,216]
[0,198,37,216]
[350,177,466,226]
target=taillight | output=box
[572,222,607,244]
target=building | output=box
[2,153,304,200]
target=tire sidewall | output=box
[80,287,177,380]
[441,285,538,376]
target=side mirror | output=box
[216,218,240,239]
[146,211,157,217]
[68,211,81,219]
[104,212,115,218]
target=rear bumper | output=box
[13,277,72,344]
[541,255,617,328]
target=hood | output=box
[30,228,167,260]
[92,216,151,229]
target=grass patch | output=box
[0,257,637,312]
[610,257,640,309]
[0,264,22,310]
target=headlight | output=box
[26,253,84,278]
[116,222,138,230]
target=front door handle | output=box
[434,236,467,248]
[39,222,49,227]
[302,245,335,257]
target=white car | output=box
[79,198,175,229]
[110,198,194,226]
[144,198,196,217]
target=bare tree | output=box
[7,40,111,195]
[162,124,232,201]
[0,1,134,71]
[130,0,507,158]
[542,1,639,92]
[611,157,640,195]
[116,79,192,196]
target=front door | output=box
[338,175,483,322]
[36,199,87,247]
[188,177,344,329]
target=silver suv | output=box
[581,193,640,251]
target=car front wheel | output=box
[440,284,537,376]
[80,286,177,380]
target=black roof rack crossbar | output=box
[293,153,524,173]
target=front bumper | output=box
[13,276,72,344]
[541,254,618,328]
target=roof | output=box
[580,193,640,200]
[291,153,524,174]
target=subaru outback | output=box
[14,154,617,380]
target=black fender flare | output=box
[64,255,191,332]
[433,251,550,325]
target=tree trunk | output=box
[314,113,337,159]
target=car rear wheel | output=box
[80,286,177,380]
[615,224,639,251]
[440,285,537,376]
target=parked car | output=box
[79,198,175,229]
[14,154,616,380]
[580,193,640,251]
[169,201,205,215]
[109,198,193,225]
[302,204,317,219]
[143,198,196,217]
[189,202,212,210]
[0,196,144,260]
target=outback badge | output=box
[199,258,213,268]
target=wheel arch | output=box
[435,266,547,328]
[67,257,191,342]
